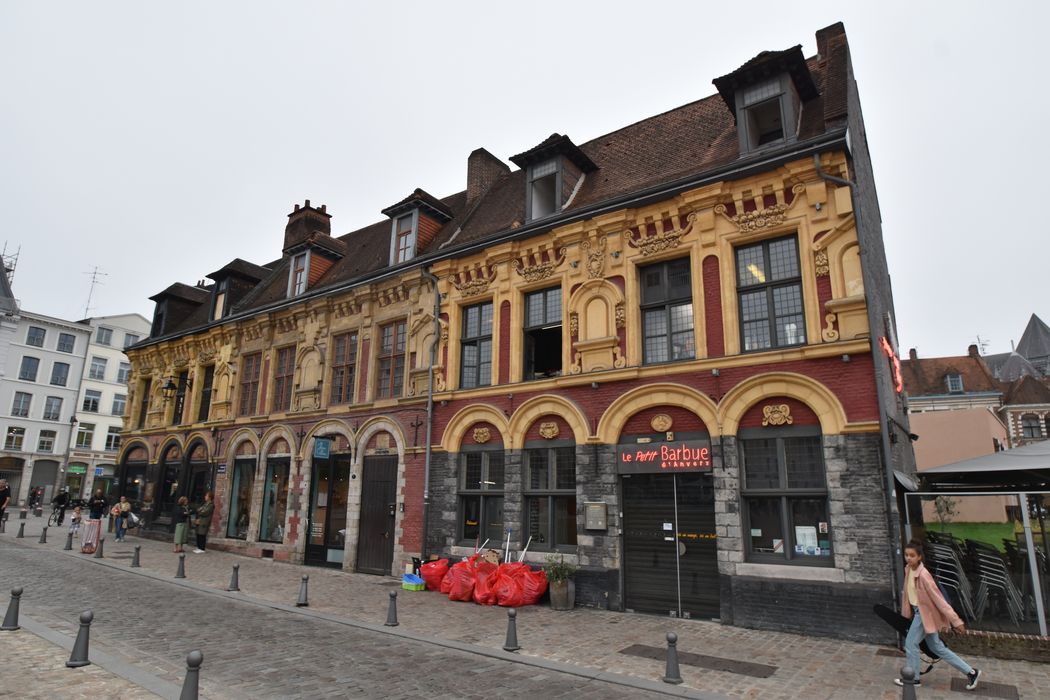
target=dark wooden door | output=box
[356,455,398,575]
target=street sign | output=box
[94,467,103,477]
[313,437,331,459]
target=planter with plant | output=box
[544,554,577,610]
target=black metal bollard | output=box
[226,564,240,592]
[296,575,309,607]
[0,514,6,533]
[66,610,93,667]
[502,608,520,652]
[131,545,141,568]
[175,553,186,578]
[385,590,399,627]
[38,526,47,544]
[180,649,204,700]
[16,522,25,538]
[1,587,22,631]
[899,666,918,700]
[662,632,683,684]
[64,531,73,550]
[93,538,105,559]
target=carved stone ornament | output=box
[650,414,673,432]
[761,404,794,427]
[821,313,839,342]
[449,264,496,297]
[473,427,491,444]
[580,237,607,279]
[814,250,830,277]
[626,212,695,257]
[513,247,567,283]
[569,312,579,338]
[538,421,560,439]
[715,184,805,233]
[615,302,626,329]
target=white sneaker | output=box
[193,549,205,554]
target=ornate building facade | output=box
[119,23,911,640]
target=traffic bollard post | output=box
[385,590,399,627]
[662,632,683,684]
[296,575,309,607]
[226,564,240,592]
[179,650,204,700]
[66,610,93,667]
[1,587,22,631]
[175,553,186,578]
[502,608,520,652]
[131,545,141,567]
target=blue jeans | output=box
[906,607,972,676]
[116,518,127,541]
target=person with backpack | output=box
[895,540,980,691]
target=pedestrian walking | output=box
[894,540,981,691]
[0,478,10,524]
[173,496,190,553]
[81,488,107,554]
[193,491,214,553]
[114,496,131,542]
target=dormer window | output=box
[946,373,963,393]
[212,279,229,321]
[528,159,560,220]
[394,213,417,264]
[510,134,598,224]
[381,189,453,265]
[741,79,786,147]
[151,301,167,337]
[289,251,309,297]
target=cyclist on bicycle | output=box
[51,488,70,526]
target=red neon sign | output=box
[617,441,712,474]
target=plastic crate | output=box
[402,573,425,591]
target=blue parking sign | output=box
[313,438,331,459]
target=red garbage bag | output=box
[521,568,548,605]
[420,559,449,592]
[495,570,526,607]
[447,556,479,602]
[472,561,499,605]
[440,569,453,594]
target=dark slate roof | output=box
[207,258,271,282]
[901,352,1003,397]
[509,134,598,173]
[994,352,1040,382]
[713,45,820,117]
[1004,374,1050,405]
[148,282,210,304]
[1017,314,1050,360]
[381,188,454,222]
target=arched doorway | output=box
[356,430,399,575]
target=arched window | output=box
[1021,414,1042,439]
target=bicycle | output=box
[47,505,67,527]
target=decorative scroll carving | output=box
[472,427,491,444]
[615,302,626,329]
[569,312,579,338]
[580,237,607,279]
[513,247,567,283]
[377,284,410,307]
[715,184,805,233]
[814,250,830,277]
[538,421,560,439]
[449,264,496,297]
[761,404,794,426]
[626,213,695,256]
[822,313,839,342]
[650,414,673,432]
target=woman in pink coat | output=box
[896,541,980,690]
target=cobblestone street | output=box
[3,517,1049,699]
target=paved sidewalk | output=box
[5,514,1049,699]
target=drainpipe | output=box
[813,152,901,606]
[420,267,441,560]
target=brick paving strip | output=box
[5,518,1048,699]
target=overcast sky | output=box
[2,2,1045,358]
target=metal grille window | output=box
[50,362,69,386]
[238,353,262,416]
[11,392,31,418]
[105,427,121,452]
[330,332,358,404]
[26,327,45,347]
[38,430,56,453]
[43,396,61,421]
[5,427,24,450]
[460,302,493,389]
[458,451,505,545]
[95,327,113,346]
[112,393,127,416]
[377,320,406,398]
[57,333,75,353]
[19,356,39,381]
[75,423,95,449]
[89,356,107,380]
[82,389,101,413]
[736,235,806,351]
[272,346,295,412]
[524,446,577,549]
[741,432,831,564]
[523,287,562,380]
[640,257,694,364]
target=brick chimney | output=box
[283,200,332,253]
[968,343,980,358]
[815,22,845,60]
[908,348,918,361]
[466,148,509,205]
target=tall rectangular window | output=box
[50,362,69,386]
[260,457,290,543]
[272,346,295,412]
[112,393,127,416]
[172,370,190,425]
[290,253,308,297]
[238,353,262,416]
[460,302,493,389]
[227,458,256,539]
[117,362,131,384]
[26,327,45,347]
[394,214,415,264]
[528,159,559,221]
[525,446,578,549]
[377,320,406,399]
[38,430,56,453]
[137,378,151,429]
[95,326,113,345]
[523,287,562,380]
[19,356,39,381]
[736,235,806,351]
[11,391,31,417]
[458,451,504,544]
[640,257,694,364]
[5,427,25,450]
[213,279,228,321]
[89,356,107,380]
[82,389,102,413]
[330,332,358,404]
[57,333,76,353]
[105,427,122,452]
[75,423,95,449]
[197,365,214,422]
[741,431,831,564]
[43,396,62,421]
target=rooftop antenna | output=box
[83,266,108,318]
[1,242,20,285]
[975,335,990,355]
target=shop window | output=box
[75,423,95,449]
[11,391,31,418]
[260,457,290,542]
[50,362,69,387]
[197,366,214,422]
[330,332,358,404]
[43,396,62,421]
[105,427,121,452]
[524,446,577,549]
[741,431,831,565]
[238,353,262,416]
[82,390,101,413]
[736,235,806,351]
[227,458,256,540]
[272,346,295,412]
[137,378,151,429]
[377,320,406,398]
[458,451,504,544]
[57,333,76,353]
[26,326,45,347]
[38,430,56,453]
[460,302,493,389]
[523,287,562,380]
[640,257,694,364]
[1021,414,1042,439]
[19,356,39,382]
[4,426,24,450]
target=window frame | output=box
[50,362,69,387]
[88,356,107,381]
[112,393,127,417]
[212,278,229,321]
[238,353,262,416]
[117,361,131,384]
[57,333,76,353]
[11,391,31,418]
[38,429,56,453]
[735,234,807,352]
[19,356,39,382]
[75,423,95,449]
[945,373,964,393]
[457,449,505,546]
[123,333,140,349]
[392,212,418,264]
[523,444,578,551]
[460,301,493,389]
[735,75,799,154]
[639,257,695,365]
[5,426,25,450]
[522,286,563,381]
[526,158,562,222]
[197,365,215,422]
[376,320,406,399]
[95,326,113,346]
[1021,414,1042,439]
[288,251,310,297]
[82,389,102,413]
[171,370,190,425]
[329,332,358,405]
[104,427,122,452]
[26,326,45,347]
[43,396,62,421]
[272,345,296,412]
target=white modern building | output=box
[67,313,150,498]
